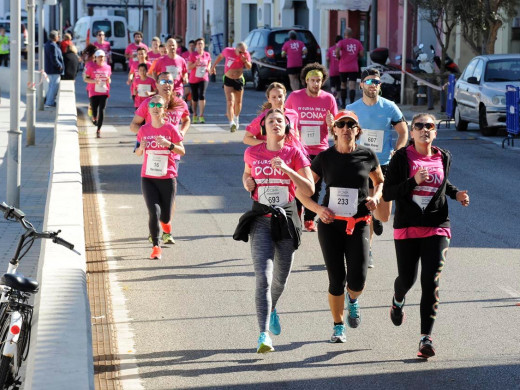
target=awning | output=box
[316,0,372,11]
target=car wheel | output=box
[479,105,497,136]
[454,104,468,131]
[252,67,264,91]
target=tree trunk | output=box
[485,20,502,54]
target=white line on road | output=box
[499,286,520,299]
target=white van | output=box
[73,15,129,70]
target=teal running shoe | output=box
[257,332,274,353]
[269,308,281,335]
[162,232,175,244]
[346,298,361,328]
[330,324,346,343]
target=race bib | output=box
[300,126,321,146]
[145,151,169,177]
[94,80,108,93]
[166,65,179,79]
[258,185,289,207]
[195,66,207,78]
[359,129,384,153]
[137,84,151,97]
[413,194,432,211]
[328,187,358,217]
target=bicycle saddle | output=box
[0,273,39,293]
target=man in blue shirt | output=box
[44,30,64,107]
[347,68,408,267]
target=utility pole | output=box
[37,0,45,111]
[27,0,36,146]
[400,0,408,105]
[7,0,22,206]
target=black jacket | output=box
[382,146,459,229]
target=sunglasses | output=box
[159,79,174,85]
[98,33,104,36]
[148,102,164,108]
[413,122,436,130]
[335,120,358,129]
[364,79,381,86]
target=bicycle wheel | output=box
[0,319,14,389]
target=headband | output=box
[305,70,324,81]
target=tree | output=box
[457,0,520,55]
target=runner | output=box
[281,30,307,91]
[209,42,252,132]
[127,47,152,100]
[93,30,111,67]
[243,82,299,146]
[125,31,149,71]
[296,110,384,343]
[182,40,196,112]
[335,27,364,107]
[153,38,188,98]
[285,63,338,232]
[148,43,167,76]
[135,95,185,260]
[148,37,162,63]
[81,44,98,120]
[131,63,157,110]
[382,113,470,358]
[83,49,112,138]
[326,35,342,105]
[233,108,314,353]
[187,38,211,123]
[347,68,408,268]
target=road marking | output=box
[191,124,228,132]
[499,286,520,299]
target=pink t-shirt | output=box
[181,51,191,60]
[125,42,149,68]
[285,89,338,156]
[85,62,112,97]
[394,145,451,240]
[326,44,340,77]
[130,61,152,81]
[137,122,183,179]
[131,76,156,108]
[153,55,188,96]
[244,143,310,204]
[337,38,363,73]
[221,47,251,73]
[188,51,211,83]
[246,108,300,142]
[147,50,162,62]
[281,39,306,69]
[94,41,111,58]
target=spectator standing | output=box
[126,31,149,70]
[0,27,9,67]
[326,35,342,105]
[62,42,80,80]
[335,28,364,107]
[44,30,64,107]
[60,33,73,54]
[281,30,307,91]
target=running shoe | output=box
[330,324,346,343]
[346,298,361,328]
[269,308,281,335]
[234,116,240,128]
[390,297,406,326]
[88,107,93,117]
[199,116,205,124]
[368,250,374,268]
[162,232,175,244]
[373,218,384,236]
[150,246,162,260]
[304,220,317,232]
[92,119,98,126]
[192,115,199,124]
[417,335,435,359]
[257,332,274,353]
[96,130,101,139]
[230,121,237,133]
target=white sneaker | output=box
[234,116,240,128]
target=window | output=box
[250,32,261,48]
[485,59,520,82]
[114,21,125,38]
[92,21,111,38]
[473,60,484,83]
[462,59,478,81]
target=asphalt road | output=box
[75,70,520,390]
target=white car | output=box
[454,54,520,136]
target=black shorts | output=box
[340,72,360,83]
[369,164,388,189]
[287,67,302,75]
[330,75,341,90]
[223,75,245,91]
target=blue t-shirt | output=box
[347,97,404,165]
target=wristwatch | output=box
[168,143,175,151]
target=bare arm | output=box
[179,116,191,137]
[393,121,409,151]
[242,164,256,192]
[243,131,265,146]
[210,54,223,74]
[296,171,336,223]
[130,114,145,134]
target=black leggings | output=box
[89,95,108,130]
[190,81,209,101]
[394,235,450,335]
[141,177,176,246]
[318,219,370,295]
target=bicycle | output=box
[0,202,77,389]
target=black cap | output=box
[360,68,381,81]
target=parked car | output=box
[242,26,321,90]
[73,16,129,70]
[454,54,520,136]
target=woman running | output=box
[243,82,299,146]
[297,110,384,343]
[234,108,314,353]
[83,49,112,138]
[210,42,252,132]
[187,38,211,123]
[135,95,185,260]
[131,63,157,110]
[382,113,469,359]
